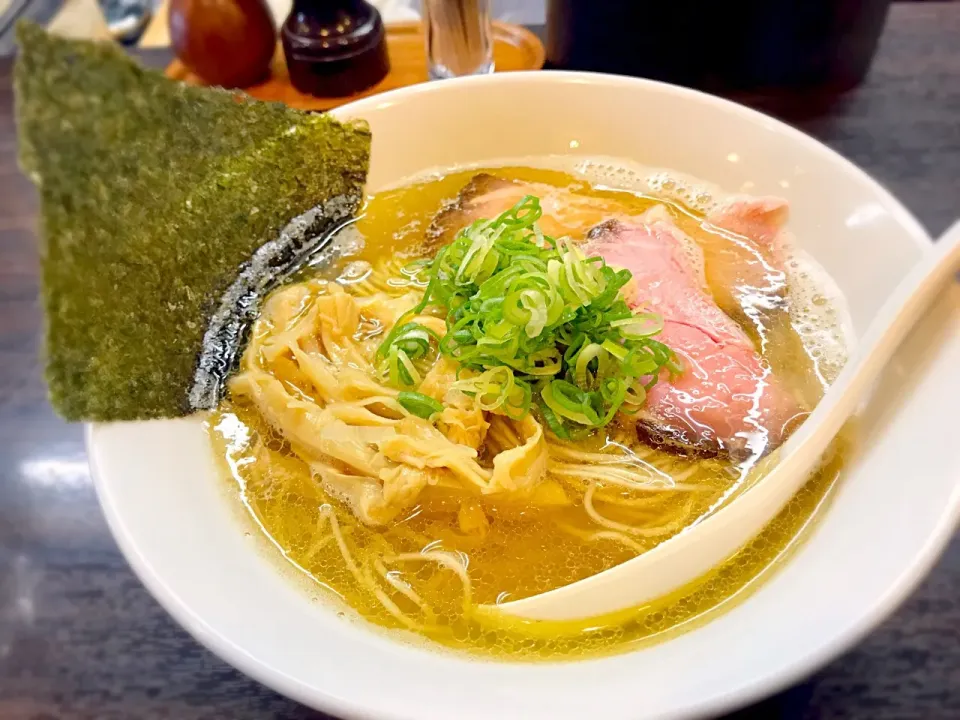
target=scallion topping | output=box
[377,194,682,436]
[397,391,444,419]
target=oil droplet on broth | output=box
[209,160,854,659]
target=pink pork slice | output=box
[585,214,805,459]
[427,173,630,251]
[431,174,805,459]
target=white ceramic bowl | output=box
[87,72,960,720]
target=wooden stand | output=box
[164,21,545,111]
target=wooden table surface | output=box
[1,4,958,719]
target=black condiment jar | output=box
[281,0,390,97]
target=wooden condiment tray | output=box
[164,21,545,111]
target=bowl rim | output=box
[89,70,958,720]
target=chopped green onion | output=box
[573,342,605,389]
[387,346,420,387]
[392,322,437,359]
[611,313,664,338]
[541,380,599,427]
[397,391,444,419]
[600,338,628,362]
[622,380,647,411]
[539,403,570,440]
[376,194,683,437]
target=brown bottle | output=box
[169,0,277,88]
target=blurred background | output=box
[0,0,947,96]
[0,0,542,50]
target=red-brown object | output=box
[168,0,277,88]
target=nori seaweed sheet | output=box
[14,22,371,421]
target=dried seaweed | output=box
[14,22,371,420]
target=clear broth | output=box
[210,166,851,659]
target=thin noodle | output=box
[319,504,366,586]
[391,550,474,612]
[323,505,439,631]
[366,564,426,631]
[303,534,335,562]
[555,521,648,554]
[549,463,699,491]
[592,491,677,509]
[583,483,694,537]
[373,557,427,611]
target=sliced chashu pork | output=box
[431,174,790,315]
[585,214,804,459]
[431,174,806,458]
[427,173,628,250]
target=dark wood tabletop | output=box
[1,4,958,719]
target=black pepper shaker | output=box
[281,0,390,97]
